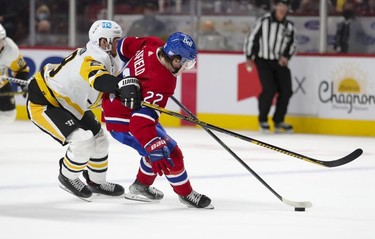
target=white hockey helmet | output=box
[88,20,122,52]
[0,23,6,39]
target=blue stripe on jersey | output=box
[117,38,130,63]
[104,119,129,125]
[166,170,188,183]
[140,157,153,174]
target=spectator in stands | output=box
[253,0,270,17]
[254,0,271,11]
[332,0,367,13]
[334,1,355,53]
[295,0,320,14]
[127,1,166,38]
[35,19,53,46]
[0,0,20,39]
[35,4,53,46]
[197,20,229,50]
[290,0,302,12]
[368,0,375,13]
[332,0,346,12]
[36,4,50,22]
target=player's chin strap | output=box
[0,75,32,85]
[141,101,363,168]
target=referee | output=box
[244,0,296,133]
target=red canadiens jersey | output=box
[101,36,177,147]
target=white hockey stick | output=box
[0,76,32,85]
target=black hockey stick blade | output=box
[142,102,363,168]
[311,148,363,167]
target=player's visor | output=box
[181,58,196,69]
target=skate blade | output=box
[124,193,161,203]
[90,193,125,199]
[179,198,215,210]
[259,129,271,134]
[188,204,215,210]
[274,129,293,134]
[59,184,92,202]
[186,203,215,210]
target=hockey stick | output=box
[170,96,312,209]
[0,76,31,85]
[142,101,363,168]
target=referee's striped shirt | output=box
[244,11,296,61]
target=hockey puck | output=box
[295,207,305,212]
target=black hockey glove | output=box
[15,71,29,98]
[18,84,28,98]
[118,77,141,110]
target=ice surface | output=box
[0,121,374,239]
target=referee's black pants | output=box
[255,58,293,124]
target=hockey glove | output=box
[18,84,28,98]
[145,137,175,176]
[118,77,141,110]
[15,72,30,98]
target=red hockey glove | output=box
[145,137,175,176]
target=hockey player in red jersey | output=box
[101,32,213,209]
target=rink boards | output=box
[14,49,375,136]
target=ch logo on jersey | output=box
[65,120,75,126]
[102,22,112,29]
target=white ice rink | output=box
[1,120,374,239]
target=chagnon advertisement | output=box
[197,53,375,121]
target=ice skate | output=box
[58,158,92,201]
[274,122,293,133]
[259,121,270,133]
[82,170,124,197]
[179,190,214,209]
[125,180,164,202]
[58,173,92,203]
